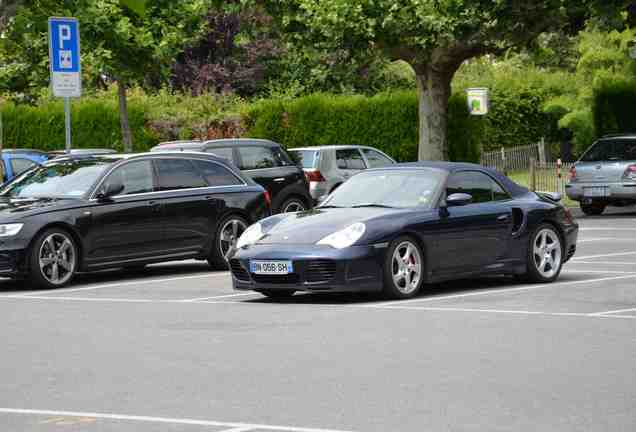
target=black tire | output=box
[382,235,425,299]
[279,196,307,213]
[208,214,248,270]
[519,223,564,283]
[28,228,78,289]
[580,201,606,216]
[258,289,296,299]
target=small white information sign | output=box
[466,88,489,116]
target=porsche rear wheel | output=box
[520,223,564,283]
[383,236,424,299]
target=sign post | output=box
[48,17,81,154]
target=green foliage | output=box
[544,26,636,153]
[592,76,636,137]
[0,86,250,151]
[0,0,209,98]
[1,97,154,152]
[447,93,483,163]
[244,91,481,163]
[454,59,574,151]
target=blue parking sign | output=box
[48,17,81,97]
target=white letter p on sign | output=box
[59,24,71,49]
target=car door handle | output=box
[497,214,510,222]
[273,178,286,182]
[148,201,162,212]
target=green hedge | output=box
[593,78,636,138]
[244,91,483,163]
[1,98,156,152]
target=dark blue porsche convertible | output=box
[230,162,579,299]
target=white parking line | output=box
[180,293,257,302]
[580,228,636,231]
[364,305,636,320]
[0,295,185,303]
[577,238,635,243]
[0,408,354,432]
[362,274,636,308]
[571,251,636,260]
[565,269,636,274]
[588,307,636,316]
[569,261,636,265]
[15,272,231,297]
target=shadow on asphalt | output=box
[243,272,594,306]
[0,261,221,293]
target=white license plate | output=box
[583,187,609,197]
[250,260,293,275]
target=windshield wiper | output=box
[350,203,395,208]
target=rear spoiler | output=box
[536,191,562,202]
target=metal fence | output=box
[480,141,572,194]
[527,160,573,194]
[480,141,548,172]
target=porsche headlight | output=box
[236,222,263,249]
[317,223,366,249]
[0,223,23,237]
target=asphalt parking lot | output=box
[0,208,635,432]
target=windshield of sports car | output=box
[0,158,119,199]
[321,169,445,209]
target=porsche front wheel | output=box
[383,236,424,299]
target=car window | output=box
[323,169,444,209]
[492,180,511,201]
[289,150,318,168]
[204,147,234,163]
[11,158,37,176]
[2,159,117,199]
[336,149,366,170]
[155,158,207,191]
[361,149,394,168]
[581,139,636,162]
[103,160,155,196]
[446,171,509,204]
[237,146,290,170]
[192,160,242,187]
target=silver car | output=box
[565,134,636,215]
[288,145,396,201]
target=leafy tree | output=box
[0,0,209,151]
[262,1,609,160]
[171,4,282,97]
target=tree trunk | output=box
[117,80,133,153]
[414,66,454,161]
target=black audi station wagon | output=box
[0,152,269,289]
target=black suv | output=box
[151,139,312,213]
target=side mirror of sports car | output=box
[446,193,473,207]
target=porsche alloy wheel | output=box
[383,236,424,299]
[532,227,563,279]
[519,224,564,283]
